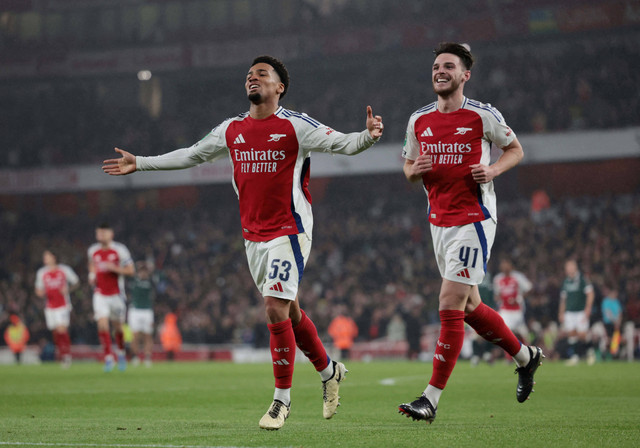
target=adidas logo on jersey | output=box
[421,127,434,137]
[456,269,470,279]
[269,282,284,293]
[234,134,246,144]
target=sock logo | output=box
[434,354,446,362]
[436,339,451,349]
[273,347,290,353]
[273,359,290,365]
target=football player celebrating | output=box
[103,55,383,430]
[398,42,543,424]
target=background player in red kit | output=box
[88,223,135,372]
[493,258,533,344]
[35,250,79,368]
[398,43,543,424]
[102,55,384,430]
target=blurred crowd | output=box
[1,174,639,361]
[2,28,639,168]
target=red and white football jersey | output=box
[35,264,79,309]
[402,97,515,227]
[137,107,376,242]
[87,242,133,296]
[493,271,532,311]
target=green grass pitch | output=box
[1,359,639,448]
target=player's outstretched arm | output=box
[366,105,384,139]
[102,148,137,176]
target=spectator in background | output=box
[35,250,79,368]
[4,313,30,364]
[328,304,358,360]
[600,283,623,360]
[558,259,595,365]
[160,312,182,361]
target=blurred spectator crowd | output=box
[2,28,639,168]
[1,174,639,361]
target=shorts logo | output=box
[233,134,246,144]
[421,127,434,137]
[269,282,284,293]
[268,133,287,142]
[454,127,473,135]
[456,268,470,279]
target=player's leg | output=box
[399,279,468,423]
[290,298,346,418]
[56,325,72,368]
[144,309,154,366]
[143,331,153,367]
[261,295,295,429]
[94,293,115,371]
[127,308,139,366]
[465,287,543,401]
[111,296,128,371]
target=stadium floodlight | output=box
[137,70,152,81]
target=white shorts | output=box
[499,309,528,334]
[93,292,126,322]
[430,219,496,285]
[128,308,154,334]
[244,233,311,301]
[44,306,71,330]
[563,311,589,333]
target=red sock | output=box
[98,330,113,358]
[293,310,330,372]
[114,330,125,351]
[59,332,71,357]
[268,319,296,389]
[429,310,465,390]
[52,332,60,358]
[464,302,522,356]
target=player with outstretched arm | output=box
[398,42,543,424]
[102,55,384,430]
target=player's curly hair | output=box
[251,55,290,99]
[434,42,474,70]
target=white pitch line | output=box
[0,442,293,448]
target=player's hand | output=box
[103,148,137,176]
[102,262,119,273]
[366,105,384,139]
[470,163,497,184]
[410,153,433,176]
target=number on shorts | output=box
[459,246,479,268]
[268,259,292,282]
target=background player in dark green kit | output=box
[558,259,594,365]
[127,262,155,367]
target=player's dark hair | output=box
[434,42,474,70]
[252,55,289,99]
[97,222,111,229]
